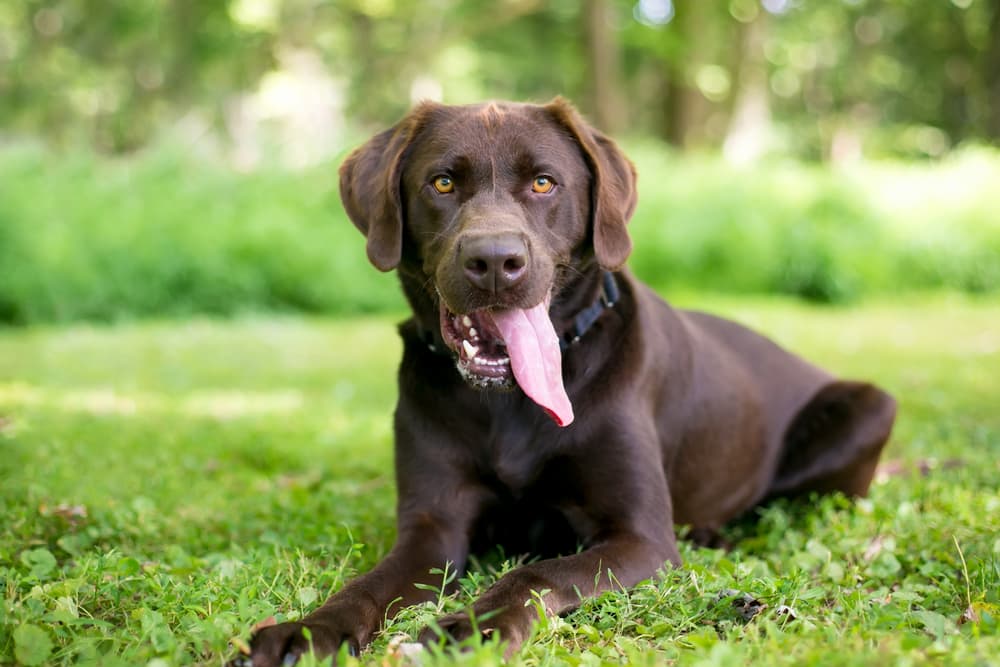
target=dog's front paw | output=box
[231,620,360,667]
[418,609,530,656]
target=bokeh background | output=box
[1,0,999,323]
[3,4,1000,665]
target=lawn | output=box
[1,294,998,666]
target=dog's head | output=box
[339,99,637,425]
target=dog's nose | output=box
[460,233,529,294]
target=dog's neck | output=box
[550,269,619,351]
[396,263,618,355]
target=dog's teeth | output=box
[475,357,508,367]
[462,340,479,358]
[462,315,473,328]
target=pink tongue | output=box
[487,304,574,427]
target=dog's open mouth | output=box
[439,301,574,427]
[440,306,514,386]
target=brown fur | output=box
[239,99,896,666]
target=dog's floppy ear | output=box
[544,97,637,270]
[339,102,438,271]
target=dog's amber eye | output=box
[433,176,454,193]
[531,176,554,194]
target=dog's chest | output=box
[462,392,562,490]
[476,416,560,496]
[472,425,599,553]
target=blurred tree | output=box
[1,0,997,157]
[986,0,1000,138]
[583,0,626,133]
[723,5,772,163]
[0,0,275,151]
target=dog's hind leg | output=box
[767,381,897,499]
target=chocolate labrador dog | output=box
[240,99,896,666]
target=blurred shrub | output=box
[627,143,1000,302]
[1,141,999,325]
[0,143,401,324]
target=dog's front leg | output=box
[425,532,678,653]
[243,411,481,667]
[242,510,472,666]
[422,448,680,655]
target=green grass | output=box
[1,294,998,666]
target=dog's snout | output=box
[460,233,529,294]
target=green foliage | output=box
[13,624,53,666]
[0,144,401,324]
[0,0,276,151]
[2,0,998,156]
[1,298,998,664]
[2,143,1000,325]
[627,144,1000,302]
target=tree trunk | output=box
[723,12,772,163]
[985,0,1000,142]
[660,1,712,148]
[583,0,625,134]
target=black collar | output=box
[558,270,619,351]
[420,271,619,355]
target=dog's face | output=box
[339,99,637,402]
[402,103,588,318]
